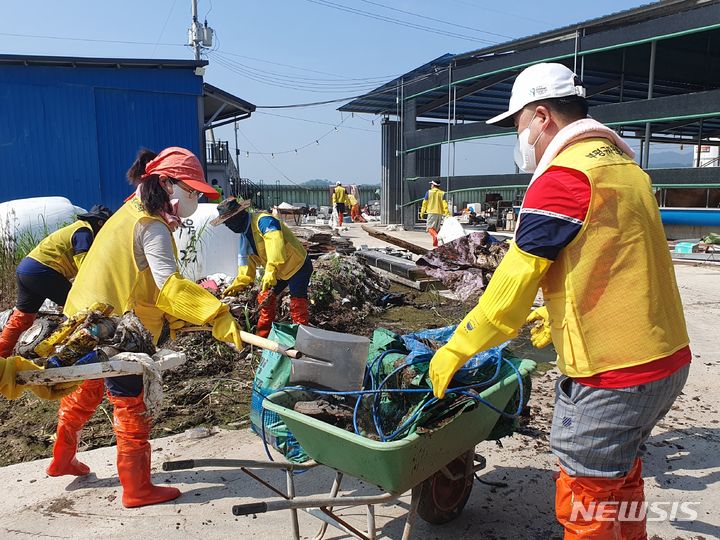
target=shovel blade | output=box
[289,325,369,391]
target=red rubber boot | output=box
[289,297,310,326]
[111,393,181,508]
[0,309,36,358]
[47,379,105,476]
[428,228,439,248]
[256,290,277,338]
[617,459,647,540]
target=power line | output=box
[356,0,514,40]
[0,31,184,47]
[257,110,378,133]
[235,126,306,189]
[210,52,386,91]
[236,115,351,156]
[151,0,180,58]
[302,0,499,44]
[216,50,398,82]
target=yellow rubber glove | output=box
[420,198,428,218]
[443,200,451,217]
[261,266,277,292]
[0,357,78,400]
[429,242,551,398]
[211,311,244,350]
[222,264,256,298]
[164,315,189,340]
[526,306,552,348]
[156,272,228,325]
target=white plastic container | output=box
[0,196,85,244]
[173,203,239,281]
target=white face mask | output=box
[169,183,199,218]
[513,113,545,173]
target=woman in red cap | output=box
[46,147,244,508]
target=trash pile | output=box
[303,253,390,333]
[417,232,509,302]
[288,226,356,256]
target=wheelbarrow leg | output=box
[366,504,376,540]
[401,485,422,540]
[312,471,344,540]
[286,469,300,540]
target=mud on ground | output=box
[0,283,479,466]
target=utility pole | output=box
[188,0,213,61]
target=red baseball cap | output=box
[143,147,219,200]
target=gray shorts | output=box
[426,213,442,231]
[550,364,689,477]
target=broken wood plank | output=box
[372,267,446,291]
[361,225,429,256]
[16,349,186,385]
[356,249,429,280]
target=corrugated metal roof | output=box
[0,54,207,69]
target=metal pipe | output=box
[696,118,704,167]
[286,470,300,540]
[162,458,319,471]
[312,472,344,540]
[232,492,399,515]
[642,40,657,169]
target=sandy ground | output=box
[0,225,718,540]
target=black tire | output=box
[416,450,474,525]
[15,317,60,359]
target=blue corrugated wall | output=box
[0,64,202,210]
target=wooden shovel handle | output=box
[178,326,302,359]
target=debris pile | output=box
[303,254,390,333]
[288,226,355,256]
[417,232,509,302]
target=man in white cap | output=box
[428,63,690,539]
[419,179,450,247]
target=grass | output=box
[0,211,60,309]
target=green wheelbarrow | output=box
[163,357,536,540]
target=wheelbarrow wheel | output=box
[416,450,474,525]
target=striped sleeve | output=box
[516,166,591,261]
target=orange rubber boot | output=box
[617,459,647,540]
[0,309,36,358]
[289,297,310,326]
[337,212,344,227]
[47,379,105,476]
[111,393,181,508]
[256,291,277,338]
[428,228,439,248]
[556,466,623,540]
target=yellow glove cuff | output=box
[263,230,286,266]
[156,273,228,326]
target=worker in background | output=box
[419,180,450,247]
[46,147,244,509]
[348,186,365,223]
[210,178,223,203]
[0,205,113,358]
[331,181,349,228]
[467,209,484,226]
[428,63,690,540]
[212,197,312,338]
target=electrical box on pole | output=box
[188,0,213,60]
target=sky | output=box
[4,0,654,187]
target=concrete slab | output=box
[0,264,718,539]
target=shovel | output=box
[289,325,370,392]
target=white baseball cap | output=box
[486,63,586,127]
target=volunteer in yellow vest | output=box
[0,205,112,358]
[332,181,349,227]
[212,197,312,338]
[429,63,690,540]
[46,147,244,509]
[419,180,450,247]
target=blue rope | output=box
[281,349,525,442]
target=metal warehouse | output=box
[0,54,255,210]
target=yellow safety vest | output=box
[421,187,449,216]
[27,220,94,280]
[540,138,689,378]
[64,196,176,341]
[248,212,307,280]
[348,194,358,207]
[332,186,349,205]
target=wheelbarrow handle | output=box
[178,326,302,359]
[233,502,268,516]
